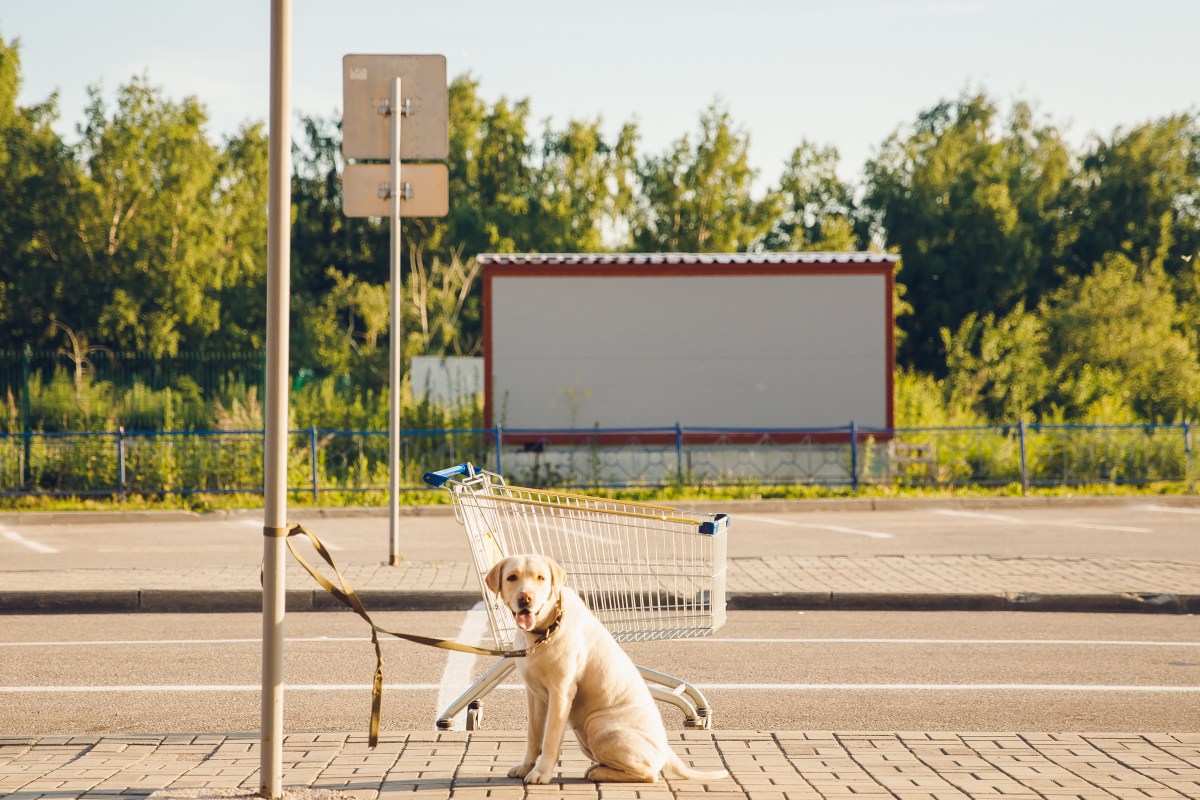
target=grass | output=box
[1,479,1193,514]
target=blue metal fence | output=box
[0,422,1192,498]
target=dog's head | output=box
[485,554,565,632]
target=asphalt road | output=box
[2,610,1197,737]
[2,502,1199,569]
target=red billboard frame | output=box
[482,255,897,444]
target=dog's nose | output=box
[517,592,532,608]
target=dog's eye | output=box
[506,574,517,582]
[536,574,546,582]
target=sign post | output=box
[342,55,448,566]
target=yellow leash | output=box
[270,522,532,748]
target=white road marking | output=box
[1052,521,1153,532]
[1142,504,1200,515]
[0,637,372,647]
[0,525,59,554]
[693,683,1200,692]
[434,601,492,728]
[7,636,1195,649]
[2,682,1196,694]
[531,519,615,545]
[240,518,341,550]
[0,684,448,693]
[934,510,1019,522]
[932,509,1151,533]
[751,515,894,539]
[696,637,1200,647]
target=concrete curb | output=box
[2,589,1196,615]
[2,492,1198,526]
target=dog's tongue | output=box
[516,609,535,631]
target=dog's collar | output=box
[525,601,564,655]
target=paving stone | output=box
[5,732,1200,799]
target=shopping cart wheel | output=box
[435,718,453,731]
[466,700,483,731]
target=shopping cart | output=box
[423,463,729,731]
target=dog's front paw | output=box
[507,763,534,779]
[524,764,555,784]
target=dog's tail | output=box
[663,750,729,781]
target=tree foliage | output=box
[763,140,862,251]
[0,35,89,347]
[632,101,780,252]
[1068,115,1200,283]
[1043,254,1200,421]
[863,92,1074,373]
[2,32,1199,427]
[75,76,230,355]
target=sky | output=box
[2,0,1198,189]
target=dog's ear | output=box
[547,556,566,593]
[485,558,508,596]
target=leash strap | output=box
[274,523,529,747]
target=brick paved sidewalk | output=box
[2,731,1198,800]
[3,554,1200,613]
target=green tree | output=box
[940,304,1051,422]
[290,115,387,292]
[1068,114,1200,285]
[530,119,639,252]
[763,140,862,251]
[863,91,1074,373]
[288,114,397,380]
[0,35,90,350]
[295,266,390,385]
[75,75,230,355]
[441,79,536,255]
[207,122,269,350]
[1042,253,1200,421]
[632,101,780,252]
[406,248,483,358]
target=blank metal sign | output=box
[343,54,448,161]
[342,163,449,218]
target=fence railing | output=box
[0,422,1193,498]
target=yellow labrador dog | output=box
[485,554,728,784]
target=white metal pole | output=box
[388,77,403,566]
[261,0,291,795]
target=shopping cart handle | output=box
[423,464,473,487]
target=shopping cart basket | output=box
[423,463,729,730]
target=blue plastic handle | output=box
[423,463,473,487]
[699,513,730,535]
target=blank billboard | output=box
[483,255,895,433]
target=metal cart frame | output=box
[423,463,729,730]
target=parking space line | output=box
[694,637,1200,647]
[751,515,894,539]
[0,637,371,647]
[700,642,1200,647]
[1142,504,1200,515]
[0,525,59,554]
[435,601,490,727]
[695,683,1200,692]
[2,682,1196,693]
[933,509,1151,533]
[934,510,1019,522]
[5,635,1195,649]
